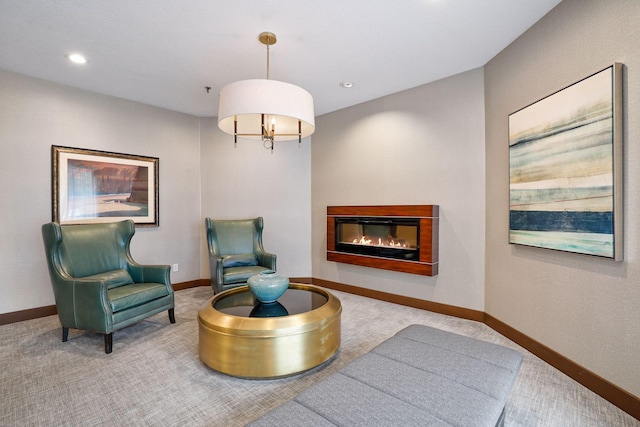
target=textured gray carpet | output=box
[1,286,637,426]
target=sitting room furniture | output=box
[198,283,341,378]
[249,324,524,427]
[205,217,277,294]
[41,220,175,354]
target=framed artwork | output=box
[509,63,623,260]
[52,145,159,226]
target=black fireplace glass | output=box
[335,217,419,260]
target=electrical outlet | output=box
[172,263,179,272]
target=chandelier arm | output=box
[234,118,238,147]
[234,133,302,137]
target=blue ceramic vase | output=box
[247,270,289,303]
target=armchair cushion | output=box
[222,253,258,268]
[83,269,134,289]
[223,265,272,285]
[108,282,172,313]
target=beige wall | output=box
[311,68,487,310]
[485,0,640,397]
[0,70,202,313]
[198,117,312,280]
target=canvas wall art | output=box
[52,146,159,226]
[508,63,623,260]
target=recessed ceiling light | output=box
[339,82,354,88]
[67,53,87,64]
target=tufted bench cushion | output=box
[249,324,523,427]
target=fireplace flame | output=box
[351,236,409,248]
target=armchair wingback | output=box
[205,217,276,294]
[41,220,175,353]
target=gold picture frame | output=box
[52,145,159,226]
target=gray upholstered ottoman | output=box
[249,324,523,427]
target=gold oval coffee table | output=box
[198,283,342,378]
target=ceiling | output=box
[0,0,562,118]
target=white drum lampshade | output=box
[217,78,315,142]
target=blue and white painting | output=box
[509,65,621,259]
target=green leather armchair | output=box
[41,220,175,354]
[205,217,277,294]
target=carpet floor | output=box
[1,286,638,426]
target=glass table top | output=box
[213,286,329,318]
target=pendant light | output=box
[217,32,315,152]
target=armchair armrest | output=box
[257,251,277,271]
[71,279,112,332]
[208,255,225,293]
[51,277,112,332]
[127,262,171,285]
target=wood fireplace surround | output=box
[327,205,439,276]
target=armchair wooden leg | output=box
[62,327,69,342]
[168,308,176,324]
[104,333,113,354]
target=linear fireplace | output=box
[335,217,419,260]
[327,205,439,276]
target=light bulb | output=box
[67,53,87,64]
